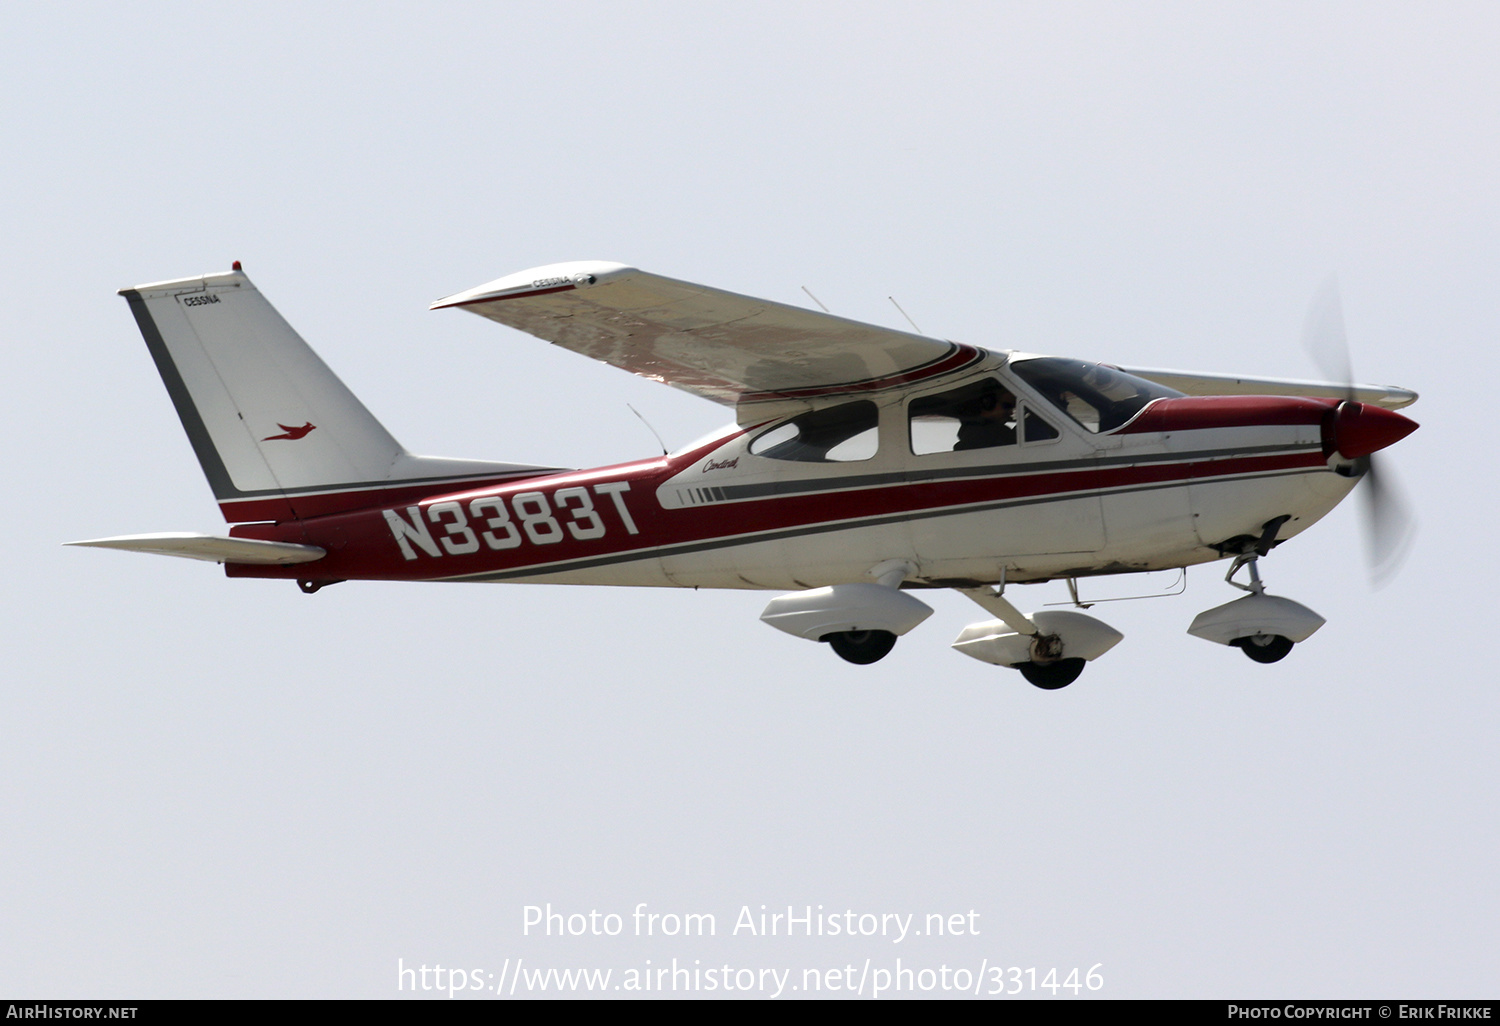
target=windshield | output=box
[1008,358,1183,433]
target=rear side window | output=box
[749,401,879,462]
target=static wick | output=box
[627,404,668,456]
[801,286,831,313]
[889,296,922,335]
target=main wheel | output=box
[1016,657,1086,689]
[1231,633,1294,664]
[822,630,898,665]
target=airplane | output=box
[69,261,1419,689]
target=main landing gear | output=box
[1016,657,1088,690]
[950,584,1123,689]
[823,629,899,665]
[1188,517,1326,663]
[761,559,1130,686]
[759,561,934,665]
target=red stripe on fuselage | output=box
[1119,395,1337,434]
[225,441,1326,584]
[217,470,561,522]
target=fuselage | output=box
[226,351,1386,592]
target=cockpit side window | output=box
[1009,358,1184,433]
[749,401,879,462]
[909,379,1019,454]
[908,378,1061,454]
[1020,408,1060,442]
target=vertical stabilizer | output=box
[121,269,555,522]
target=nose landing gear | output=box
[1189,518,1326,663]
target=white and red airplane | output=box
[71,261,1418,688]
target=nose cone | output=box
[1327,402,1419,459]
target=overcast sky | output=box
[2,1,1496,999]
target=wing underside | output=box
[1120,366,1417,409]
[432,262,982,423]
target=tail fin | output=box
[121,268,556,522]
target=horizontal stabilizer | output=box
[65,533,325,565]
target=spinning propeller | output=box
[1300,278,1418,586]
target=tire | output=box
[1016,657,1086,689]
[823,630,898,665]
[1231,633,1294,664]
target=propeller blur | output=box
[1300,276,1418,585]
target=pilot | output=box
[954,388,1018,450]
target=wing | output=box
[1118,366,1418,409]
[431,262,982,424]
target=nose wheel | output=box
[1230,633,1295,664]
[1226,557,1297,663]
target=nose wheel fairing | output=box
[1187,587,1325,663]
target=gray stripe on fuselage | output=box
[447,463,1327,583]
[693,442,1320,502]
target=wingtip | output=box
[430,261,635,311]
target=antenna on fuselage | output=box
[888,296,923,335]
[626,403,668,456]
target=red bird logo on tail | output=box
[262,422,316,441]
